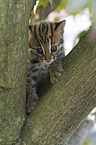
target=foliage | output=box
[30,0,52,21]
[56,0,68,12]
[30,0,95,23]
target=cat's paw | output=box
[26,93,39,114]
[50,68,64,83]
[49,61,64,84]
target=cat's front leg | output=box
[49,59,64,83]
[26,78,38,114]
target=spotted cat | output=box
[26,20,66,113]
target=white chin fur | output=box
[43,58,55,65]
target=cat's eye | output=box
[36,48,43,55]
[51,46,57,54]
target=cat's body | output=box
[26,20,66,113]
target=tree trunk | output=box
[0,0,36,144]
[21,24,96,144]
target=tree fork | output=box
[21,24,96,145]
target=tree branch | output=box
[21,25,96,144]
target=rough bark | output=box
[0,0,36,144]
[21,24,96,144]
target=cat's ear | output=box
[54,20,66,33]
[29,25,34,33]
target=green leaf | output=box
[39,0,49,8]
[56,0,68,12]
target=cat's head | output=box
[29,20,66,64]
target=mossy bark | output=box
[21,25,96,144]
[0,0,36,144]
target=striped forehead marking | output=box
[38,22,49,43]
[50,23,53,46]
[34,24,41,47]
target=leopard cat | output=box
[26,20,66,113]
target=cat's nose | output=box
[45,57,51,62]
[46,59,51,62]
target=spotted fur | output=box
[26,20,66,113]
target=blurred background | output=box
[30,0,96,144]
